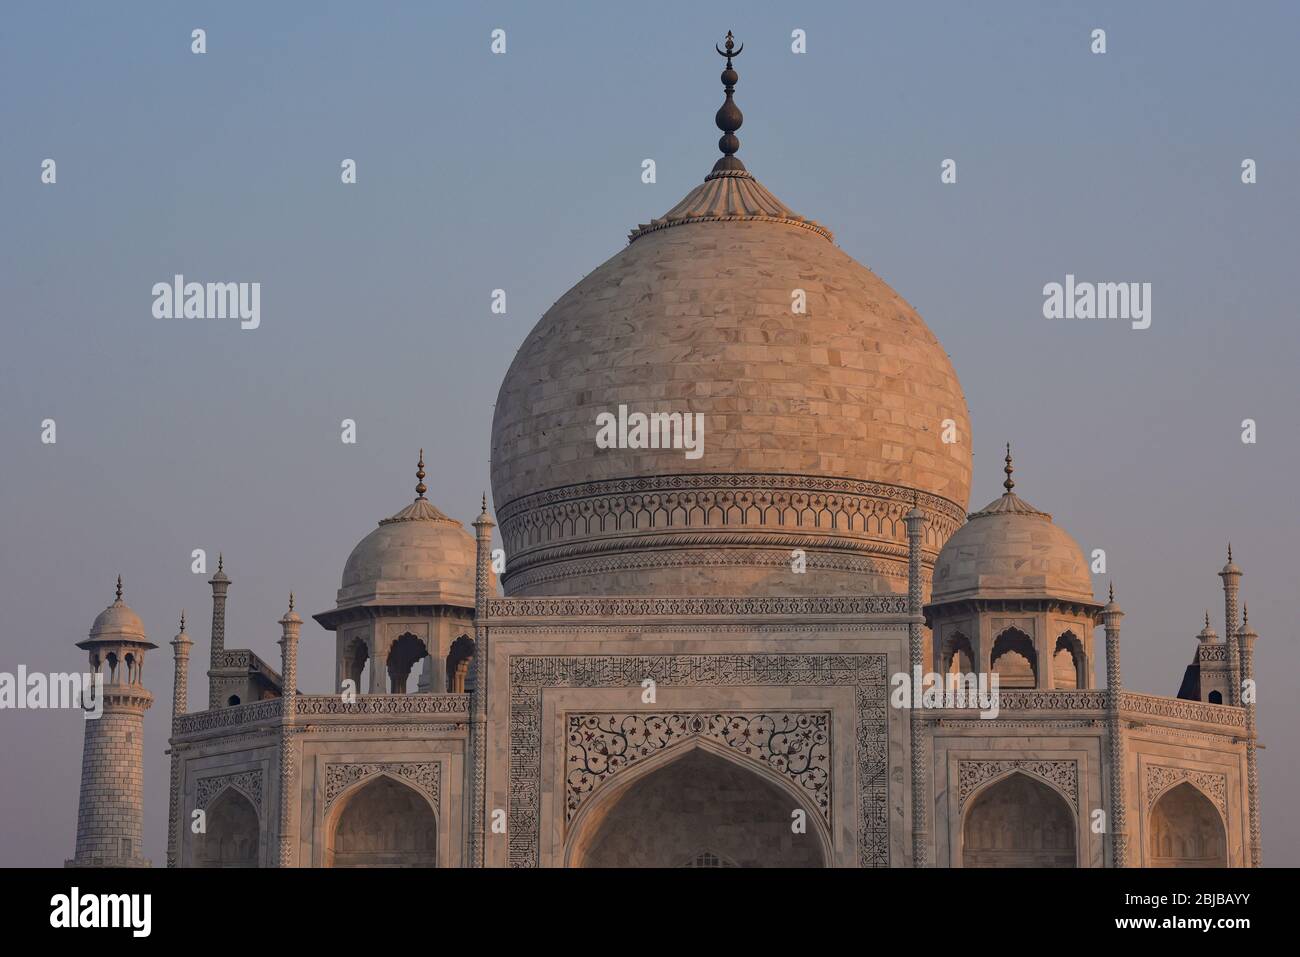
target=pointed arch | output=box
[195,787,260,868]
[991,627,1037,689]
[1147,781,1226,867]
[325,772,438,867]
[962,770,1077,867]
[564,737,831,868]
[1053,631,1085,689]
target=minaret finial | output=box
[180,609,186,631]
[115,575,123,602]
[1242,603,1248,627]
[1109,581,1115,602]
[1003,443,1015,494]
[711,31,746,175]
[217,552,224,572]
[481,491,487,512]
[1205,609,1211,629]
[1228,542,1233,563]
[289,591,295,612]
[416,449,427,499]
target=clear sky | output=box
[2,1,1297,866]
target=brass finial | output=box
[218,553,224,572]
[1003,443,1015,494]
[180,609,187,631]
[1205,609,1211,629]
[416,450,427,499]
[1109,581,1115,603]
[1242,604,1248,627]
[289,591,295,612]
[712,31,746,174]
[481,491,488,512]
[1227,543,1233,563]
[115,575,123,602]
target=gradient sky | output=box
[2,1,1297,867]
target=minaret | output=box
[166,611,191,868]
[905,494,928,867]
[276,593,301,867]
[1239,607,1261,866]
[1101,584,1128,867]
[1219,545,1242,705]
[468,493,494,867]
[207,554,230,709]
[68,577,157,868]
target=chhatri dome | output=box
[337,452,482,610]
[930,446,1095,605]
[491,34,972,596]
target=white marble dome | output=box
[930,466,1095,606]
[338,493,480,611]
[491,167,972,597]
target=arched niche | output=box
[1148,782,1227,867]
[446,635,475,693]
[941,632,975,675]
[1053,631,1085,689]
[962,771,1076,867]
[326,774,437,867]
[991,628,1037,689]
[195,787,260,868]
[386,633,428,694]
[565,741,829,868]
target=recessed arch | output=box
[564,737,831,868]
[325,772,437,867]
[991,627,1037,689]
[962,770,1077,867]
[1053,631,1085,689]
[940,631,975,674]
[447,635,475,693]
[1148,781,1226,867]
[386,632,428,694]
[195,786,259,868]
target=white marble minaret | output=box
[68,577,156,867]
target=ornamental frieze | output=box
[566,711,831,824]
[1144,764,1228,817]
[957,759,1079,810]
[296,693,469,716]
[323,761,441,812]
[195,769,264,812]
[488,595,909,619]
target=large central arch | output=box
[325,774,437,867]
[962,771,1077,867]
[564,741,830,868]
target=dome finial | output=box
[1003,443,1015,494]
[1109,581,1115,603]
[289,591,295,612]
[1205,609,1211,629]
[217,552,224,572]
[416,449,427,500]
[115,574,123,602]
[1227,542,1233,563]
[711,31,746,175]
[180,609,186,631]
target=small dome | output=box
[83,577,151,646]
[91,600,146,639]
[338,454,491,611]
[930,453,1096,606]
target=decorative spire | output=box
[289,591,295,612]
[711,31,746,175]
[1109,581,1114,603]
[416,450,427,499]
[1228,543,1233,563]
[1003,443,1015,494]
[115,575,123,602]
[481,491,488,512]
[218,553,224,572]
[1205,609,1211,629]
[179,610,187,631]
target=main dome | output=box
[490,54,971,596]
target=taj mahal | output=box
[66,35,1261,869]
